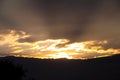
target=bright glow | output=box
[0,30,120,59]
[48,52,72,59]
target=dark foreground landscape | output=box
[0,55,120,80]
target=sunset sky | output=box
[0,0,120,59]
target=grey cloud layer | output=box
[0,0,120,43]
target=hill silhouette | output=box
[0,54,120,80]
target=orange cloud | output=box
[0,30,120,59]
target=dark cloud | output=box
[0,0,120,43]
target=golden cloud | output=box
[0,30,120,59]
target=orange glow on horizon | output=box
[0,30,120,59]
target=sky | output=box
[0,0,120,59]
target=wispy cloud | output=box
[0,30,120,59]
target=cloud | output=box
[1,0,120,42]
[0,30,120,59]
[0,0,120,59]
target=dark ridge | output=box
[0,54,120,80]
[1,54,120,62]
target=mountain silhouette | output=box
[0,54,120,80]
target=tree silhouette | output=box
[0,60,25,80]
